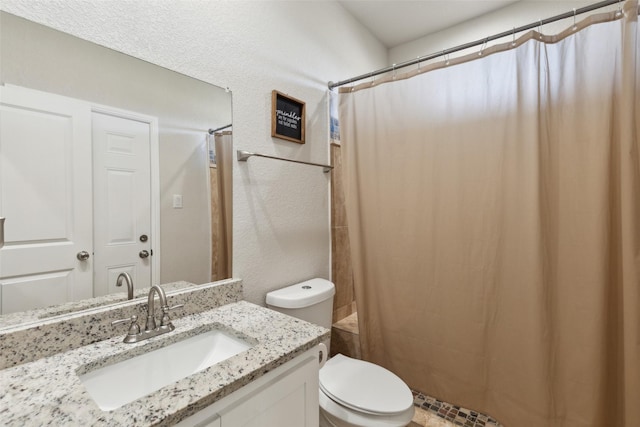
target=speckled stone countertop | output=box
[0,279,243,369]
[0,300,329,426]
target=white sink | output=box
[78,329,253,411]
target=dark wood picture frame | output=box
[271,90,305,144]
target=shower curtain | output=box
[214,131,233,279]
[339,3,639,426]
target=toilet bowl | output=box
[266,279,415,427]
[318,354,414,427]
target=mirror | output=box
[0,12,232,323]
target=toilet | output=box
[266,278,415,427]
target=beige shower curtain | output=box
[339,3,639,427]
[214,131,233,279]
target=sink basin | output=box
[78,329,253,411]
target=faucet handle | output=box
[160,304,184,327]
[111,315,141,340]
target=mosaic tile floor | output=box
[411,390,502,427]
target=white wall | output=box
[389,1,621,66]
[0,0,387,305]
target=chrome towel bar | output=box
[237,150,333,173]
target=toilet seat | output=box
[320,389,415,427]
[319,354,413,416]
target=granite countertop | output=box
[0,301,329,426]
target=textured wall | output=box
[0,0,387,306]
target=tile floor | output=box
[410,391,502,427]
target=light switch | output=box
[173,194,183,208]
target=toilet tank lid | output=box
[266,278,335,309]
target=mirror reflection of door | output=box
[0,85,157,313]
[91,111,154,297]
[0,85,93,313]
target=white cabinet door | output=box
[175,347,319,427]
[0,85,93,313]
[190,415,221,427]
[219,351,319,427]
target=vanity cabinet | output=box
[176,346,319,427]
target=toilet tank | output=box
[265,278,335,329]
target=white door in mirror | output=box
[0,85,93,314]
[92,112,153,296]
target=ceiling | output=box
[339,0,521,48]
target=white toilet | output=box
[266,278,415,427]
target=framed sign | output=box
[271,90,305,144]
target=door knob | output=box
[77,251,90,261]
[139,250,150,259]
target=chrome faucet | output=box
[116,272,134,300]
[111,284,184,343]
[146,284,170,331]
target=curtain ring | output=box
[511,27,516,47]
[478,38,488,56]
[538,19,542,39]
[538,19,543,39]
[417,56,422,71]
[572,8,577,30]
[441,50,449,66]
[370,72,375,86]
[616,0,623,17]
[392,64,397,79]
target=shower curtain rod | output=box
[208,124,232,134]
[328,0,624,90]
